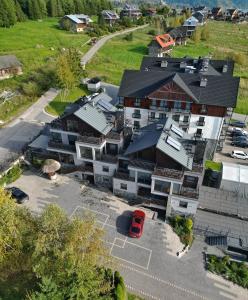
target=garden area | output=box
[206,255,248,289]
[168,215,194,246]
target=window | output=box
[133,121,140,129]
[51,132,62,143]
[120,183,127,190]
[132,109,141,119]
[103,177,109,183]
[68,134,77,145]
[172,114,180,122]
[183,115,189,123]
[67,120,78,132]
[185,102,191,111]
[174,101,182,109]
[150,112,155,119]
[172,183,181,195]
[159,113,166,119]
[179,201,188,208]
[160,100,167,107]
[151,99,157,106]
[134,98,141,107]
[102,166,109,173]
[80,147,93,159]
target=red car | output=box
[129,210,145,238]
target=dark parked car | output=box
[129,210,145,238]
[231,131,248,137]
[232,136,248,142]
[230,121,246,128]
[6,187,29,204]
[231,141,248,148]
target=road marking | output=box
[120,264,209,300]
[219,291,237,300]
[146,248,152,269]
[122,236,128,248]
[126,284,160,300]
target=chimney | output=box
[161,60,168,68]
[200,77,208,87]
[222,64,228,73]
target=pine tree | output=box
[27,0,47,20]
[0,0,17,27]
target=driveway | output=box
[0,88,58,168]
[10,171,247,300]
[81,24,148,65]
[214,125,248,165]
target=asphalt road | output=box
[81,24,149,65]
[0,88,58,167]
[12,172,247,300]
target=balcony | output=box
[50,119,63,130]
[191,163,203,173]
[48,140,76,153]
[132,113,141,119]
[153,166,184,180]
[77,135,104,145]
[79,164,94,173]
[137,177,152,185]
[129,160,155,171]
[96,154,118,164]
[113,171,135,182]
[154,183,170,194]
[180,187,199,199]
[106,131,122,141]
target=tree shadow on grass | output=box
[128,46,148,55]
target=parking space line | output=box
[126,240,152,252]
[109,237,116,255]
[126,284,160,300]
[122,236,128,248]
[112,254,150,270]
[146,249,152,269]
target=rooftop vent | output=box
[180,61,187,69]
[222,64,228,73]
[185,66,196,73]
[197,116,205,126]
[200,77,208,87]
[161,60,168,68]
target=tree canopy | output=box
[0,0,113,27]
[0,187,114,299]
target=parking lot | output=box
[215,125,248,165]
[10,171,248,300]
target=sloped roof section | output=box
[154,34,175,49]
[74,103,112,135]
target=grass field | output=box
[86,21,248,114]
[45,85,89,116]
[0,18,90,77]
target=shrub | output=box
[148,29,156,35]
[124,33,133,41]
[114,271,127,300]
[0,164,23,186]
[169,216,194,246]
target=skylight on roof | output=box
[171,124,184,137]
[166,136,181,151]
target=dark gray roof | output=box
[0,55,21,69]
[124,118,193,170]
[125,122,164,156]
[168,26,188,38]
[74,103,113,135]
[140,56,234,76]
[118,70,240,108]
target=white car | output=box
[231,150,248,160]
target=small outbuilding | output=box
[221,162,248,198]
[0,55,22,80]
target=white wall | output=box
[168,195,198,216]
[113,178,137,194]
[124,107,149,128]
[93,160,117,176]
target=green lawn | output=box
[0,18,90,78]
[86,27,151,85]
[86,21,248,114]
[205,160,222,172]
[45,85,89,116]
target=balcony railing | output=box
[48,140,76,153]
[132,113,141,119]
[80,165,94,173]
[77,135,103,145]
[154,184,170,194]
[113,171,135,182]
[129,160,155,171]
[180,187,199,199]
[106,131,122,141]
[191,163,203,173]
[137,177,152,185]
[153,166,184,180]
[96,154,118,164]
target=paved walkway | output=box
[81,24,149,65]
[0,88,59,167]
